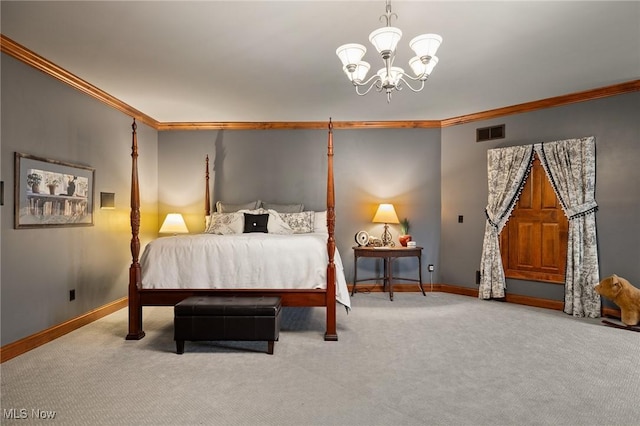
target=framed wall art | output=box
[14,152,95,228]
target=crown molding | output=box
[156,120,443,131]
[3,35,638,131]
[440,80,640,127]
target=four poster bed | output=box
[126,119,347,341]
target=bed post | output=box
[205,155,211,217]
[126,118,145,340]
[325,118,338,341]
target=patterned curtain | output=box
[479,145,534,299]
[535,137,600,317]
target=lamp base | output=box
[381,224,395,247]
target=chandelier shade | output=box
[369,27,403,56]
[409,55,438,79]
[344,62,371,83]
[336,0,443,102]
[336,43,367,68]
[409,34,443,59]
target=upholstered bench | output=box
[174,296,282,355]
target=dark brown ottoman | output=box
[174,296,281,355]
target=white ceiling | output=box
[2,1,639,123]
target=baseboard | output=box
[347,282,622,318]
[0,297,128,363]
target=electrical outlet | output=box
[428,264,434,272]
[69,289,75,301]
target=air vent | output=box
[476,124,505,142]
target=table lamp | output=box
[372,203,400,246]
[159,213,189,235]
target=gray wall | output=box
[158,128,442,285]
[440,92,640,308]
[1,54,159,345]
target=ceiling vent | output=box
[477,124,505,142]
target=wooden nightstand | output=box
[352,246,425,301]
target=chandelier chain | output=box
[380,0,397,27]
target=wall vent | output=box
[476,124,505,142]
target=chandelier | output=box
[336,0,442,102]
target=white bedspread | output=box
[140,233,351,309]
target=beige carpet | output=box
[1,293,639,425]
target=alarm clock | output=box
[354,230,369,246]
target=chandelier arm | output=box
[402,73,430,82]
[398,77,427,93]
[352,73,382,88]
[354,77,383,96]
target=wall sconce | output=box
[372,203,400,246]
[159,213,189,235]
[100,192,115,209]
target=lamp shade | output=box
[159,213,189,234]
[372,203,400,224]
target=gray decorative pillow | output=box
[216,200,261,213]
[279,211,315,233]
[261,202,304,213]
[205,212,243,234]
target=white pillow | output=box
[314,211,328,233]
[280,211,315,234]
[238,208,293,235]
[205,212,243,235]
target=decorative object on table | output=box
[355,230,370,246]
[159,213,189,235]
[367,236,383,247]
[595,274,640,332]
[14,152,95,229]
[398,217,412,246]
[336,0,443,103]
[407,241,417,248]
[372,203,399,247]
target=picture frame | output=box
[14,152,95,228]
